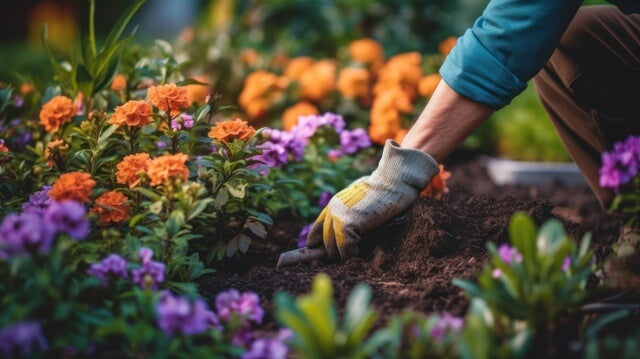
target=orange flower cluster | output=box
[241,48,260,66]
[238,71,288,119]
[438,36,458,56]
[185,75,211,106]
[369,87,414,144]
[418,74,442,98]
[282,102,318,130]
[39,95,76,132]
[348,38,385,71]
[110,74,127,92]
[147,153,189,186]
[337,68,371,102]
[147,84,189,115]
[49,172,96,203]
[208,119,256,144]
[116,153,150,188]
[284,57,315,81]
[45,139,69,167]
[420,165,451,200]
[90,190,131,224]
[108,100,153,128]
[298,60,336,103]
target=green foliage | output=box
[584,310,640,359]
[274,273,380,358]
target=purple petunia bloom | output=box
[599,135,640,191]
[0,212,51,258]
[132,247,165,290]
[170,114,194,131]
[317,191,332,208]
[339,128,371,155]
[44,201,90,240]
[291,113,346,140]
[156,291,221,336]
[242,329,292,359]
[497,244,523,264]
[0,321,48,357]
[215,289,264,325]
[87,254,128,284]
[22,186,53,215]
[156,140,167,149]
[297,223,313,248]
[430,313,464,341]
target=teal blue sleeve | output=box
[440,0,583,109]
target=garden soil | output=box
[198,157,621,326]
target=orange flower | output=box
[438,36,458,56]
[110,74,127,92]
[147,84,189,114]
[241,48,260,66]
[147,153,190,186]
[116,153,150,188]
[0,141,8,162]
[108,100,153,128]
[185,75,211,106]
[271,53,289,69]
[348,38,384,71]
[368,88,413,145]
[45,139,69,167]
[20,83,35,95]
[418,74,442,98]
[394,129,408,143]
[337,68,371,100]
[420,165,451,199]
[283,57,315,81]
[90,191,131,224]
[238,71,287,119]
[282,102,318,130]
[49,172,96,203]
[299,60,336,102]
[39,96,75,132]
[208,118,256,144]
[373,52,422,100]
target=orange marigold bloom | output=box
[438,36,458,56]
[299,60,336,103]
[283,57,315,81]
[420,165,451,200]
[116,153,150,188]
[147,84,189,114]
[20,83,35,95]
[90,191,131,224]
[282,102,318,130]
[368,88,413,145]
[39,95,75,132]
[373,52,423,100]
[110,74,127,92]
[241,48,260,66]
[238,71,287,119]
[348,38,384,71]
[45,139,69,167]
[208,118,256,144]
[49,172,96,203]
[185,75,211,106]
[108,100,153,128]
[337,68,371,100]
[418,74,442,98]
[147,153,190,186]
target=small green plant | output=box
[454,213,593,331]
[274,273,380,358]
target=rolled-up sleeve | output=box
[440,0,583,109]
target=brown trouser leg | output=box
[534,6,640,208]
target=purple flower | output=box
[132,247,165,290]
[339,128,371,155]
[492,268,502,278]
[0,213,52,258]
[215,289,264,324]
[317,191,332,208]
[327,149,343,160]
[497,244,522,264]
[242,329,292,359]
[156,140,167,149]
[562,256,571,272]
[156,291,221,336]
[430,313,464,340]
[13,96,24,108]
[0,321,48,357]
[170,114,194,131]
[44,201,90,240]
[87,254,128,284]
[297,223,313,248]
[22,186,53,215]
[291,113,346,140]
[599,135,640,191]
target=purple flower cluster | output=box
[242,329,292,359]
[497,244,523,264]
[256,129,305,168]
[291,112,346,139]
[1,195,89,258]
[600,135,640,191]
[338,128,371,155]
[216,289,265,346]
[156,290,221,336]
[297,223,313,248]
[87,254,128,284]
[430,313,464,340]
[0,321,48,357]
[170,113,194,131]
[131,248,165,290]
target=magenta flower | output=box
[430,312,464,340]
[0,321,48,357]
[156,140,167,149]
[599,135,640,191]
[131,247,165,290]
[87,254,128,284]
[497,244,523,264]
[562,256,571,272]
[291,112,346,140]
[242,329,292,359]
[156,291,221,336]
[215,289,264,324]
[339,128,371,155]
[170,113,195,131]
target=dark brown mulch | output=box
[198,157,621,326]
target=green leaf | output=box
[236,233,252,253]
[103,0,146,50]
[509,212,537,259]
[41,24,65,75]
[226,237,238,257]
[246,221,267,239]
[166,210,185,236]
[88,0,97,56]
[187,198,214,221]
[97,124,118,148]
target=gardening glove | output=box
[307,139,440,260]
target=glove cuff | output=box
[371,140,440,189]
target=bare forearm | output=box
[401,80,494,162]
